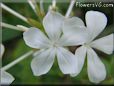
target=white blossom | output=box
[62,11,113,83]
[23,11,86,76]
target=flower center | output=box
[53,42,59,47]
[83,43,91,48]
[51,41,59,48]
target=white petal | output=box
[87,48,106,83]
[62,17,88,46]
[23,27,51,49]
[43,11,64,41]
[90,34,114,54]
[70,46,87,77]
[86,11,107,41]
[0,44,5,58]
[31,48,56,76]
[57,47,78,74]
[1,70,14,85]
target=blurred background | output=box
[2,0,114,85]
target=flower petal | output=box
[87,48,106,83]
[1,70,14,85]
[31,48,55,76]
[0,44,5,58]
[85,11,107,41]
[71,46,87,77]
[90,34,114,54]
[57,47,78,74]
[62,17,88,46]
[23,27,51,49]
[43,11,64,41]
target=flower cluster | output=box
[23,10,113,84]
[1,1,113,85]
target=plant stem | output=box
[52,0,56,8]
[40,0,45,15]
[1,3,28,23]
[28,0,36,14]
[49,0,56,11]
[1,50,34,71]
[1,22,27,32]
[65,0,76,18]
[16,25,29,31]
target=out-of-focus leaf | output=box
[2,28,22,42]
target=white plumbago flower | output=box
[0,44,15,85]
[62,11,113,83]
[23,11,86,76]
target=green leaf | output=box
[2,28,22,42]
